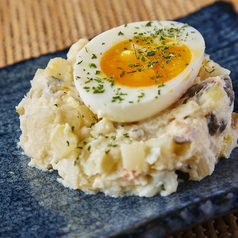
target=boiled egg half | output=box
[74,21,205,122]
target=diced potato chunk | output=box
[220,136,237,158]
[56,158,79,189]
[67,38,89,66]
[78,105,97,127]
[206,86,226,102]
[46,58,72,82]
[198,56,230,78]
[51,123,77,158]
[121,141,147,172]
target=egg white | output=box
[74,21,205,122]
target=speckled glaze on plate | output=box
[1,2,238,238]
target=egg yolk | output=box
[100,37,192,87]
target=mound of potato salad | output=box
[16,21,238,197]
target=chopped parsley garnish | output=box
[123,133,130,138]
[182,98,188,104]
[204,66,215,74]
[89,63,97,68]
[145,21,152,27]
[91,54,97,59]
[111,95,124,103]
[132,44,137,58]
[120,71,125,77]
[138,92,145,98]
[93,84,105,94]
[108,143,118,147]
[147,51,156,57]
[83,86,90,92]
[158,82,165,88]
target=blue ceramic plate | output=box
[1,2,238,237]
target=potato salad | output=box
[16,21,238,197]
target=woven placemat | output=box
[170,210,238,238]
[1,0,237,69]
[1,0,238,237]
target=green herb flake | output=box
[93,84,105,94]
[77,60,83,65]
[182,98,188,104]
[108,143,118,147]
[71,126,75,132]
[132,44,137,58]
[118,31,124,36]
[123,133,130,138]
[147,51,156,57]
[158,82,165,88]
[83,86,90,92]
[145,21,152,27]
[89,63,97,68]
[66,141,70,146]
[87,145,91,151]
[204,67,215,74]
[91,54,97,59]
[138,92,145,98]
[120,71,125,77]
